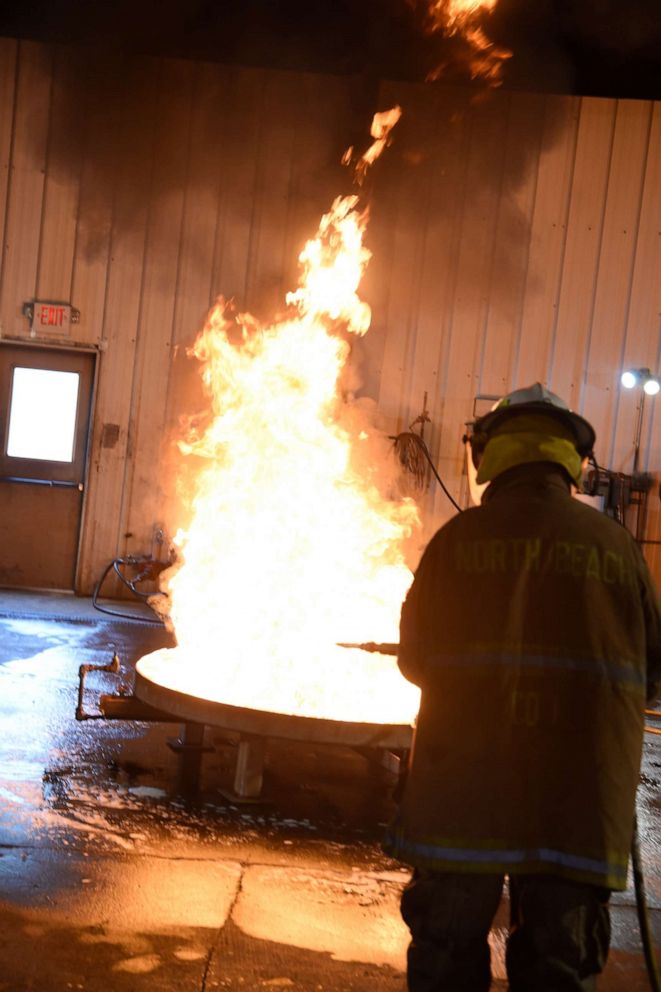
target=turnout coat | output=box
[384,463,661,889]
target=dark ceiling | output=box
[0,0,660,100]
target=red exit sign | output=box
[36,302,70,327]
[23,300,80,335]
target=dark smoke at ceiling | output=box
[0,0,660,100]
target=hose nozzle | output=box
[336,641,399,656]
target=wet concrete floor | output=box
[0,590,660,991]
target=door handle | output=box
[0,476,83,491]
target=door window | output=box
[6,367,80,463]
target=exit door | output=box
[0,344,95,590]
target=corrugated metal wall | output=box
[0,39,658,591]
[363,82,661,575]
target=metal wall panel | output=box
[548,97,617,415]
[119,58,195,564]
[365,82,660,575]
[514,96,580,386]
[580,100,652,465]
[0,40,18,288]
[36,48,83,303]
[75,59,160,589]
[0,42,52,339]
[0,40,657,590]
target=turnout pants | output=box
[401,870,611,991]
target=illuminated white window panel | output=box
[7,367,80,463]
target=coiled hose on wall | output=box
[92,555,168,625]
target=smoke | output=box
[398,0,661,98]
[18,0,661,268]
[7,0,661,105]
[482,0,661,98]
[31,45,192,262]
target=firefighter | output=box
[384,383,661,992]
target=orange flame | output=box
[437,0,498,30]
[140,110,421,726]
[285,195,372,334]
[422,0,512,85]
[355,106,402,184]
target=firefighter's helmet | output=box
[471,383,596,466]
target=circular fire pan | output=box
[134,661,413,750]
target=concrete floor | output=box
[0,590,660,991]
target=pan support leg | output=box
[168,722,212,796]
[215,734,267,803]
[234,736,266,798]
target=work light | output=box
[621,368,660,394]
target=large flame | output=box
[140,110,421,726]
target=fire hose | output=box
[92,555,169,625]
[632,809,660,992]
[340,640,661,989]
[637,707,661,992]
